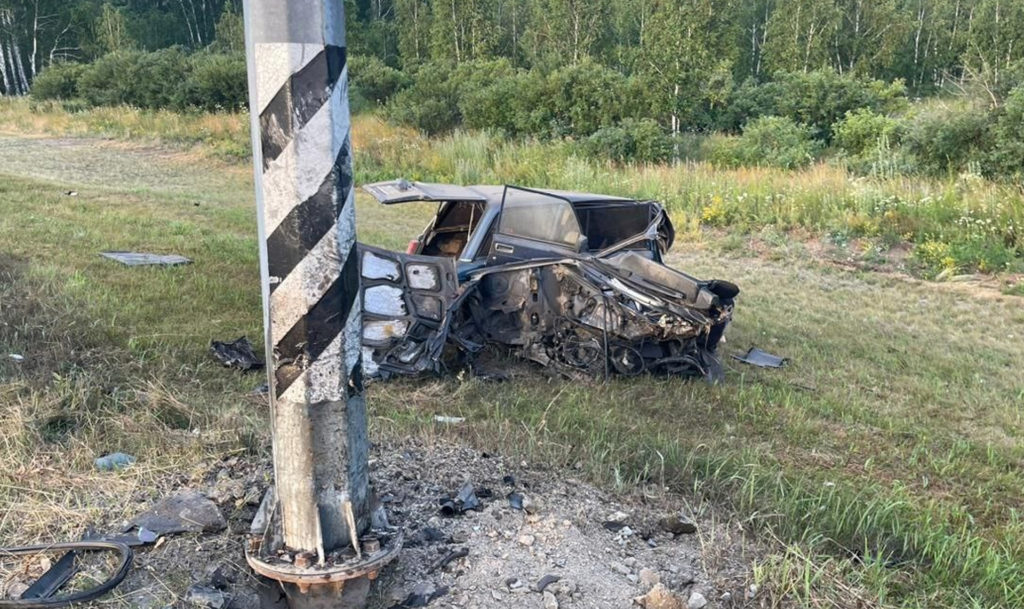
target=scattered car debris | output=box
[0,541,132,608]
[63,190,78,196]
[407,527,446,547]
[471,366,510,382]
[507,492,524,511]
[81,524,168,548]
[429,547,468,572]
[433,415,465,424]
[439,482,484,516]
[136,527,159,544]
[535,574,561,592]
[359,181,739,383]
[100,251,191,266]
[19,550,78,601]
[391,582,450,608]
[209,337,263,371]
[128,490,227,535]
[94,452,136,471]
[7,353,24,362]
[183,584,229,609]
[731,347,786,368]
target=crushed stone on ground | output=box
[8,439,758,608]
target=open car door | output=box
[358,244,458,377]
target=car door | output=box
[488,186,584,264]
[358,244,458,377]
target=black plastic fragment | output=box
[438,499,458,517]
[535,574,561,593]
[407,527,446,547]
[508,492,524,511]
[438,482,483,516]
[429,547,468,572]
[602,521,627,532]
[732,347,787,368]
[392,584,450,608]
[20,550,78,600]
[210,337,264,371]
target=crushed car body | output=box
[357,180,739,382]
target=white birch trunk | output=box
[0,41,9,95]
[30,0,38,78]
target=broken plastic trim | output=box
[732,347,786,368]
[0,541,132,609]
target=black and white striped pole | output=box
[241,1,399,607]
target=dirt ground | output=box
[1,437,759,609]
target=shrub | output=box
[544,61,632,137]
[77,50,148,107]
[178,52,247,111]
[454,59,530,135]
[702,133,746,167]
[458,70,529,135]
[832,108,905,157]
[903,100,992,175]
[349,56,410,107]
[736,116,820,168]
[724,70,908,140]
[78,48,189,109]
[582,119,672,163]
[31,62,88,101]
[131,47,191,108]
[985,85,1024,182]
[385,62,461,135]
[774,70,907,141]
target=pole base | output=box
[256,574,372,609]
[246,530,401,609]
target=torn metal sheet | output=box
[732,347,786,368]
[100,251,191,266]
[127,490,227,535]
[358,181,738,382]
[210,336,264,370]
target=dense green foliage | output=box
[40,49,246,111]
[11,0,1024,177]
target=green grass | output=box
[3,98,1021,275]
[1,104,1023,608]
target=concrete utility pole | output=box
[242,1,399,607]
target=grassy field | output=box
[1,102,1023,608]
[5,99,1020,279]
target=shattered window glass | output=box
[497,188,581,248]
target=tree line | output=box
[5,0,1024,180]
[0,0,240,95]
[349,0,1024,94]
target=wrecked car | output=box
[358,180,738,382]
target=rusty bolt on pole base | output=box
[246,531,402,609]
